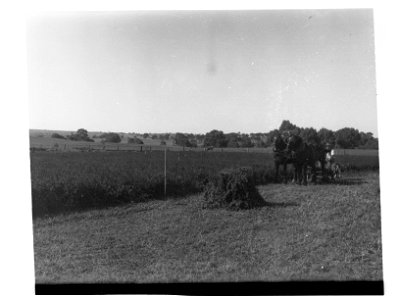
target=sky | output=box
[27,9,378,136]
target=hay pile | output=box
[202,167,266,210]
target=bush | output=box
[202,167,266,210]
[51,133,66,139]
[128,137,144,144]
[100,132,121,143]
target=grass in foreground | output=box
[33,171,382,283]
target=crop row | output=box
[30,151,379,218]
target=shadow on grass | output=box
[318,177,367,186]
[262,201,300,208]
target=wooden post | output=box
[164,146,167,198]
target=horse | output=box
[286,135,318,185]
[273,135,294,183]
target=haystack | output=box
[202,167,265,210]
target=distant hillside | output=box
[29,129,177,147]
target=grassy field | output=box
[33,171,382,283]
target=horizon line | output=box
[29,126,379,137]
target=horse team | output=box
[273,133,341,185]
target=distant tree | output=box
[279,120,298,132]
[67,128,94,142]
[239,134,253,148]
[359,138,379,149]
[318,128,336,146]
[359,132,379,149]
[99,132,121,143]
[335,127,361,149]
[51,133,66,139]
[143,133,149,138]
[128,137,144,144]
[160,140,166,146]
[204,130,227,148]
[300,127,320,145]
[189,139,198,148]
[174,133,195,147]
[226,133,240,148]
[76,128,89,139]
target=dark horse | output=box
[286,135,320,185]
[273,135,293,183]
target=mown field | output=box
[33,171,382,283]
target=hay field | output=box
[33,171,382,283]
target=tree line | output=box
[50,120,378,149]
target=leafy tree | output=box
[300,127,320,145]
[174,133,195,147]
[318,128,335,146]
[76,128,89,140]
[239,134,253,147]
[359,132,379,149]
[189,139,198,147]
[67,128,94,142]
[204,130,227,147]
[279,120,298,132]
[226,133,240,148]
[359,138,379,149]
[335,127,361,149]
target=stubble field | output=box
[32,166,382,283]
[30,149,381,283]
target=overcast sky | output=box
[27,9,378,136]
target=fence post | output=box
[164,146,167,198]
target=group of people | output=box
[273,131,340,184]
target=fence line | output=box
[30,141,379,157]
